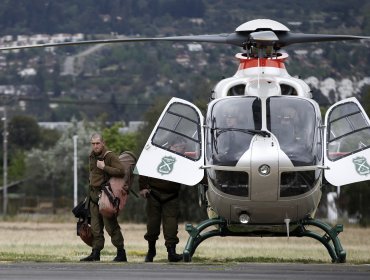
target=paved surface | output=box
[0,262,370,280]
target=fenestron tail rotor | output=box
[0,19,369,51]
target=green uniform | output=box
[139,176,181,246]
[89,147,125,251]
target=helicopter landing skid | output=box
[295,218,346,263]
[183,217,346,263]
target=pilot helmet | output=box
[223,107,238,119]
[280,106,297,124]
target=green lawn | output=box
[0,218,369,264]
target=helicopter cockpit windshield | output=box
[267,97,318,166]
[206,97,262,166]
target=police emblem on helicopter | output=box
[352,156,370,176]
[157,156,176,175]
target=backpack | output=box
[99,151,137,218]
[118,151,137,191]
[72,197,93,247]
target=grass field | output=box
[0,215,369,264]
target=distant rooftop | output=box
[38,121,146,133]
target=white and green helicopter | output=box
[133,19,370,263]
[1,18,370,263]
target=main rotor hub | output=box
[235,19,290,32]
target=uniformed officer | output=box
[80,133,127,262]
[139,137,186,262]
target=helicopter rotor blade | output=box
[0,19,369,52]
[276,33,370,48]
[244,31,370,49]
[0,34,242,51]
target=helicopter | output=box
[131,19,370,263]
[1,18,370,263]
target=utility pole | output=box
[73,135,78,207]
[2,106,7,215]
[1,95,15,216]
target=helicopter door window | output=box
[207,169,249,197]
[206,97,262,166]
[152,102,202,160]
[267,97,317,166]
[327,102,370,161]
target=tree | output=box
[0,115,61,198]
[102,122,138,154]
[8,115,41,150]
[24,119,98,204]
[7,150,26,181]
[39,127,61,149]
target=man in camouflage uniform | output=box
[80,133,127,262]
[139,137,186,262]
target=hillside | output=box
[0,0,369,122]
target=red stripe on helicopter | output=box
[238,58,286,70]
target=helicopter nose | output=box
[250,136,279,201]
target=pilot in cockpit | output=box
[224,108,239,129]
[214,107,246,164]
[274,104,315,165]
[278,106,300,145]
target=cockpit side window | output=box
[206,97,262,166]
[227,84,246,96]
[267,97,317,166]
[280,84,297,96]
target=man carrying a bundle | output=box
[80,133,127,262]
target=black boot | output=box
[166,244,183,262]
[80,249,100,262]
[145,241,156,262]
[113,247,127,262]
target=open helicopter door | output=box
[324,97,370,186]
[135,97,205,186]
